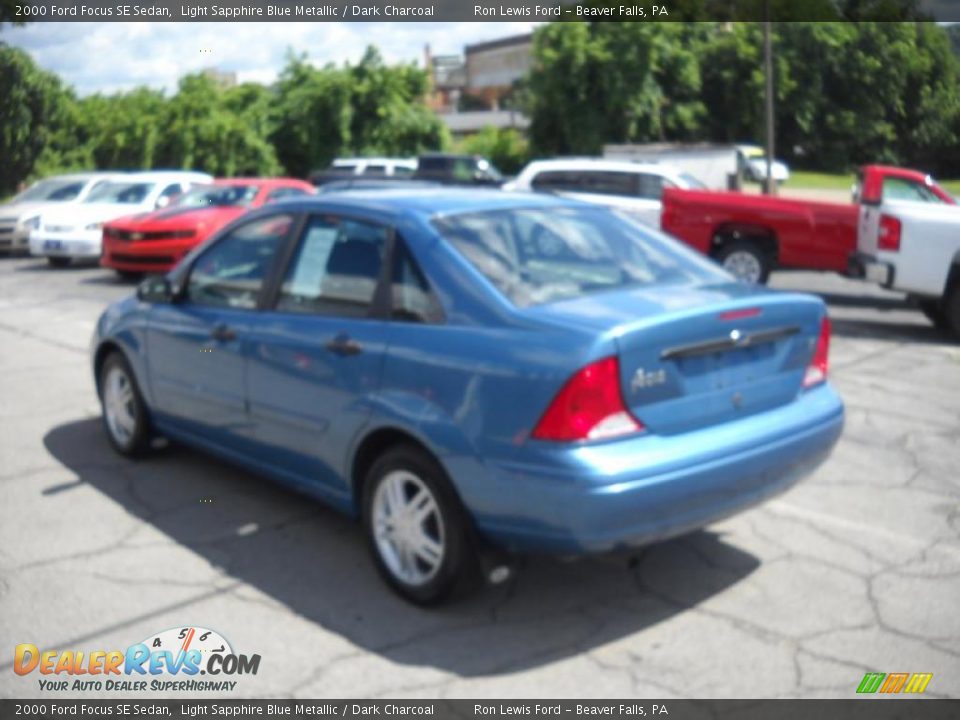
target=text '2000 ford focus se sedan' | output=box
[90,190,844,604]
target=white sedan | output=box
[504,158,706,228]
[0,173,126,255]
[30,171,212,266]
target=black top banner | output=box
[1,701,959,720]
[2,700,960,720]
[10,0,960,22]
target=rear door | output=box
[146,213,296,448]
[244,214,392,499]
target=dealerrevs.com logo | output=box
[13,626,260,693]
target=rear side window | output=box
[581,171,638,196]
[390,242,444,323]
[187,214,294,309]
[434,206,722,307]
[276,215,387,317]
[531,170,581,192]
[531,170,640,197]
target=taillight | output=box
[878,214,901,252]
[803,317,831,388]
[532,356,644,442]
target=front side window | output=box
[187,214,293,309]
[276,216,387,318]
[434,206,724,307]
[265,187,310,203]
[636,173,665,200]
[156,183,183,208]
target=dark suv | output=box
[412,154,503,186]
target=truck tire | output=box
[717,240,772,284]
[917,299,948,331]
[944,284,960,339]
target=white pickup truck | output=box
[854,168,960,337]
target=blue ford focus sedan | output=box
[91,190,844,604]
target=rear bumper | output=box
[848,252,894,287]
[101,237,196,272]
[473,383,844,554]
[29,230,101,259]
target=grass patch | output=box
[789,170,960,197]
[788,171,856,190]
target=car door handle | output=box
[210,324,237,342]
[324,334,363,356]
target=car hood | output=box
[0,201,70,223]
[748,158,789,178]
[42,203,151,228]
[109,205,246,230]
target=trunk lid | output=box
[528,282,825,435]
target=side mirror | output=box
[155,195,174,209]
[136,275,174,303]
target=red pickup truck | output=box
[660,165,955,283]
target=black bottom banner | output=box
[1,700,958,720]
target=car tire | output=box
[943,285,960,339]
[47,257,70,268]
[99,352,151,457]
[717,240,772,284]
[362,445,477,605]
[917,298,949,331]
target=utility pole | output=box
[763,10,776,196]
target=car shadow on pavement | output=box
[813,291,912,311]
[829,316,952,345]
[43,417,760,677]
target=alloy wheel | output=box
[371,470,445,587]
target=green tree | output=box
[271,47,448,178]
[156,73,280,176]
[271,51,354,177]
[526,23,707,155]
[0,43,77,196]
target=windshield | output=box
[85,181,156,204]
[175,184,259,208]
[434,206,724,307]
[13,179,87,203]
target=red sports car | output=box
[101,177,314,275]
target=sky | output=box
[1,22,540,96]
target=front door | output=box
[145,213,296,450]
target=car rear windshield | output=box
[86,182,155,204]
[176,184,259,208]
[433,206,724,307]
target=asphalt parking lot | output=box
[0,255,958,699]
